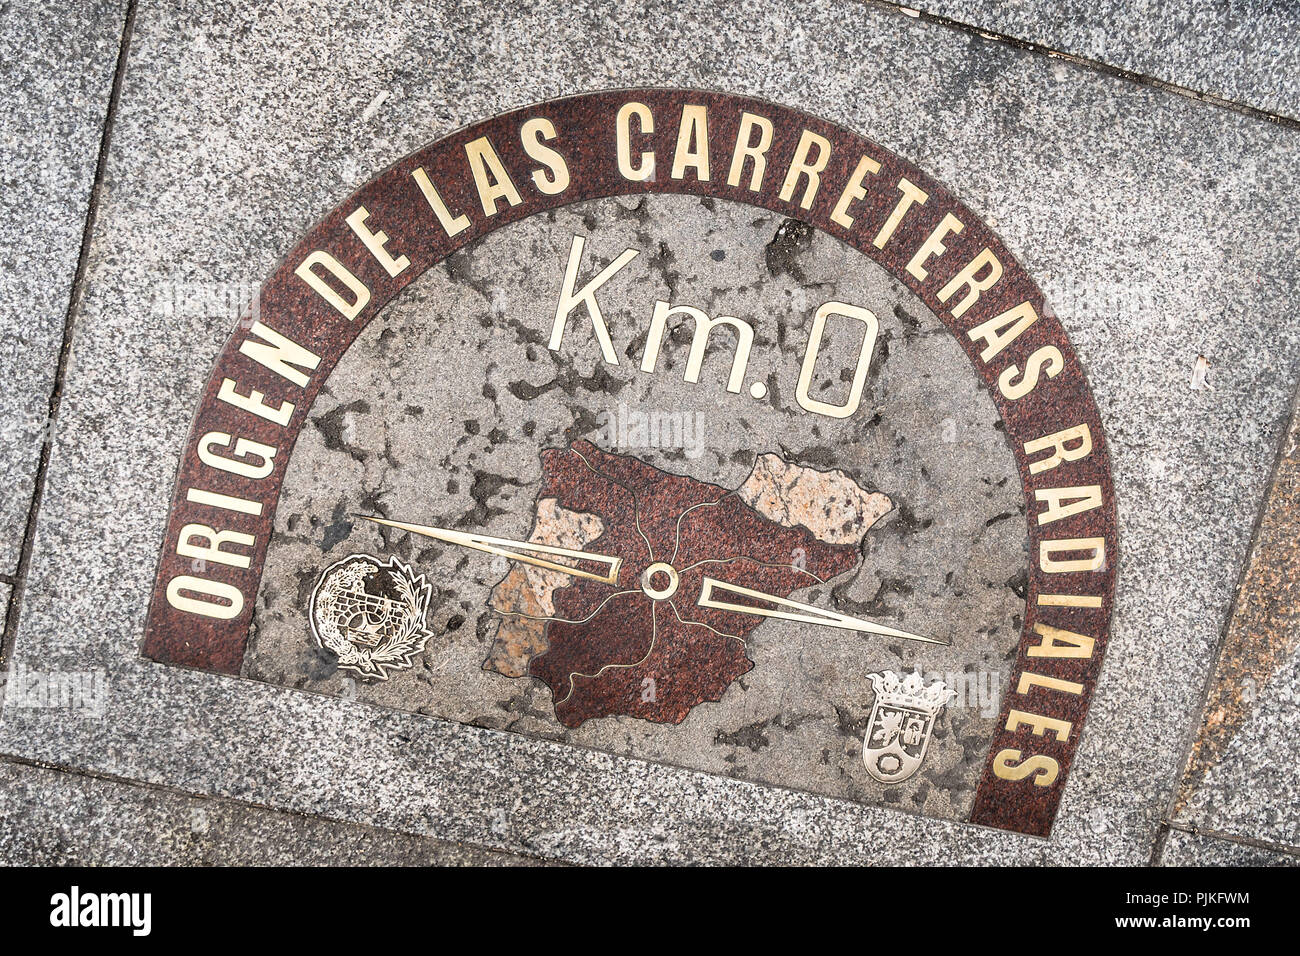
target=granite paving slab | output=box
[905,0,1300,120]
[1171,381,1300,850]
[0,759,547,865]
[0,1,128,576]
[1,0,1298,864]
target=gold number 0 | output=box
[794,301,879,419]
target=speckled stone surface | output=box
[0,2,126,574]
[1,0,1299,864]
[1175,646,1300,848]
[1158,829,1299,866]
[1172,381,1300,850]
[0,760,547,865]
[907,0,1300,119]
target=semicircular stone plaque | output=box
[142,90,1117,837]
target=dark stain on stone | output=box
[321,501,354,551]
[715,718,771,752]
[1005,569,1029,600]
[507,364,626,402]
[788,444,838,469]
[293,566,319,612]
[311,399,371,462]
[833,704,869,738]
[884,501,934,536]
[894,303,923,337]
[765,218,815,280]
[459,470,522,526]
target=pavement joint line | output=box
[0,0,138,669]
[1155,367,1300,840]
[1158,813,1300,858]
[864,0,1300,131]
[1148,822,1172,866]
[0,751,560,865]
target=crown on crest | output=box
[867,670,956,715]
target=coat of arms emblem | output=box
[862,671,955,784]
[309,554,434,680]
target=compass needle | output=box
[695,576,948,646]
[356,515,623,585]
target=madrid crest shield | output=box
[863,671,956,784]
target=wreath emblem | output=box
[309,553,434,680]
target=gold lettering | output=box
[616,101,655,181]
[216,378,293,427]
[1037,592,1103,608]
[779,130,832,209]
[411,166,470,238]
[238,321,320,389]
[547,235,639,365]
[937,247,1002,319]
[641,300,754,393]
[999,346,1064,400]
[185,487,263,516]
[726,112,773,191]
[294,251,370,321]
[1035,485,1103,525]
[829,154,881,229]
[873,177,928,249]
[967,300,1037,362]
[345,206,409,277]
[1006,708,1072,742]
[1040,536,1106,573]
[197,432,277,481]
[671,105,710,181]
[992,749,1059,786]
[1016,671,1085,696]
[520,117,570,195]
[176,523,255,570]
[906,213,963,281]
[165,575,243,620]
[1024,424,1092,475]
[464,135,523,216]
[1027,622,1096,659]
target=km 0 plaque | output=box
[142,89,1116,837]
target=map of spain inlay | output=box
[378,440,914,727]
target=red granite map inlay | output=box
[528,441,860,727]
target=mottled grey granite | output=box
[0,2,127,573]
[1176,644,1300,848]
[0,760,546,865]
[1,0,1298,865]
[907,0,1300,119]
[1159,828,1299,866]
[1171,378,1300,849]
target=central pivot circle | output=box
[639,561,680,601]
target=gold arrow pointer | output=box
[355,515,624,586]
[696,576,947,646]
